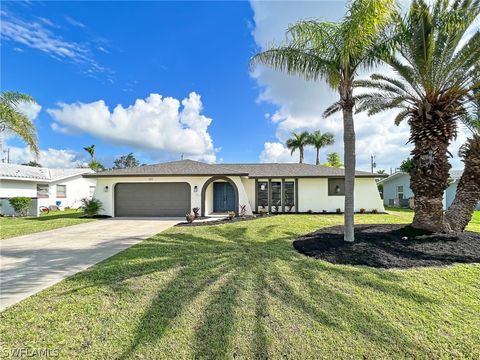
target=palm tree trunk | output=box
[446,136,480,232]
[342,100,355,242]
[299,148,304,163]
[315,148,320,165]
[409,115,453,232]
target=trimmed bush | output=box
[186,213,195,223]
[80,197,103,217]
[9,197,32,217]
[227,211,236,220]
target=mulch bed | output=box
[293,224,480,269]
[176,214,273,227]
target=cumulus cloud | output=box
[9,146,86,168]
[47,92,217,163]
[260,142,295,163]
[249,0,467,171]
[16,101,42,120]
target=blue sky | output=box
[0,1,472,170]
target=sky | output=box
[0,0,473,171]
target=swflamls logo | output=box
[3,347,60,358]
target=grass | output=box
[1,210,479,359]
[0,209,95,239]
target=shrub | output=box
[192,207,200,218]
[239,205,247,218]
[9,197,32,217]
[322,210,327,213]
[258,209,268,216]
[359,208,366,214]
[186,213,195,223]
[371,209,378,214]
[80,197,103,217]
[227,211,236,220]
[336,208,342,214]
[307,209,313,214]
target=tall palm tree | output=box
[0,91,39,157]
[83,144,95,161]
[354,0,479,232]
[308,130,335,165]
[286,131,310,163]
[251,0,395,241]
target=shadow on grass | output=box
[19,220,436,357]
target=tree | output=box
[252,0,395,241]
[355,0,479,232]
[0,91,39,157]
[446,70,480,232]
[83,145,95,161]
[22,160,42,167]
[324,152,343,168]
[307,130,335,165]
[377,169,386,175]
[113,153,140,169]
[399,158,415,173]
[88,159,105,172]
[285,131,310,163]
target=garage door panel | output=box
[115,183,191,217]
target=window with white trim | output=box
[56,185,66,198]
[397,185,404,199]
[37,184,49,198]
[89,186,96,197]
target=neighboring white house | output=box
[0,164,96,216]
[85,159,385,217]
[378,170,480,210]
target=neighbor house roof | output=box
[84,159,383,178]
[377,169,463,185]
[0,163,94,182]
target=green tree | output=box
[83,145,95,161]
[324,152,343,168]
[0,91,39,157]
[355,0,479,232]
[113,153,141,169]
[88,159,105,172]
[377,169,386,175]
[285,131,310,163]
[252,0,395,241]
[22,160,42,167]
[307,130,335,165]
[399,158,415,173]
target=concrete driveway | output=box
[0,218,181,311]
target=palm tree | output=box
[0,91,39,157]
[83,145,95,161]
[446,69,480,232]
[286,131,310,163]
[251,0,395,241]
[308,130,335,165]
[354,0,479,232]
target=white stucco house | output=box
[85,159,385,217]
[378,170,480,210]
[0,164,96,216]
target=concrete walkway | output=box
[0,218,181,311]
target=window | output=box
[271,182,281,210]
[56,185,66,198]
[284,181,295,210]
[89,186,96,197]
[257,181,268,208]
[328,179,345,196]
[397,185,404,199]
[37,184,49,198]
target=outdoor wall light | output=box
[194,185,198,193]
[260,184,266,191]
[104,185,109,192]
[335,185,341,194]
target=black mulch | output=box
[176,214,274,227]
[293,224,480,269]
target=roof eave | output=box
[83,172,250,178]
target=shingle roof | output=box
[0,163,93,182]
[377,169,464,185]
[85,159,381,178]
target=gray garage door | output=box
[115,183,191,217]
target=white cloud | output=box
[9,146,85,168]
[16,101,42,120]
[260,142,295,163]
[47,92,217,163]
[64,16,86,29]
[250,0,468,171]
[1,11,105,74]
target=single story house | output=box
[84,159,385,217]
[378,170,480,210]
[0,163,96,216]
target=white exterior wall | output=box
[241,177,256,211]
[49,177,97,209]
[93,175,253,217]
[298,177,384,213]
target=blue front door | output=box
[213,182,235,212]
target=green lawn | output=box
[1,210,479,358]
[0,209,95,239]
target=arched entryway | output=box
[201,176,239,216]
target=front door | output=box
[213,182,235,212]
